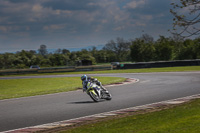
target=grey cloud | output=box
[6,0,28,3]
[0,0,175,52]
[42,0,99,11]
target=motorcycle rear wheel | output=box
[105,93,112,100]
[101,90,112,100]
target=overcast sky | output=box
[0,0,176,53]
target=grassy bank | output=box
[1,66,200,100]
[76,66,200,74]
[0,77,125,100]
[1,66,200,77]
[62,99,200,133]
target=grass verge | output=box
[1,66,200,77]
[61,99,200,133]
[1,66,200,100]
[0,77,125,100]
[79,66,200,74]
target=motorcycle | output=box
[86,81,112,102]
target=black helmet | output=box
[81,75,87,81]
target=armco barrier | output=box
[1,60,199,75]
[0,65,112,75]
[0,69,38,75]
[38,66,76,73]
[76,65,111,71]
[117,59,200,69]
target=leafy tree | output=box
[130,39,143,62]
[140,34,154,43]
[17,50,31,67]
[38,44,48,58]
[89,47,98,60]
[170,0,200,37]
[1,53,15,68]
[62,49,70,55]
[104,50,117,62]
[55,48,62,54]
[193,37,200,58]
[69,52,78,66]
[103,37,130,61]
[14,50,41,68]
[77,49,96,65]
[94,50,106,63]
[130,38,155,62]
[0,55,3,69]
[154,36,173,61]
[176,38,200,59]
[49,53,70,66]
[170,34,184,60]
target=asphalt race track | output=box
[0,72,200,132]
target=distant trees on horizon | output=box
[0,34,200,69]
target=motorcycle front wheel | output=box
[88,89,100,102]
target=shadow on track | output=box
[68,101,95,104]
[68,100,105,104]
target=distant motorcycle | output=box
[86,81,112,102]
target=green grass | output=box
[34,66,200,76]
[0,77,125,100]
[62,99,200,133]
[81,66,200,74]
[1,66,200,77]
[1,66,200,100]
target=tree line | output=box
[0,34,200,69]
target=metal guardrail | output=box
[0,65,112,75]
[1,59,200,75]
[116,59,200,69]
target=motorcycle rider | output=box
[81,75,108,92]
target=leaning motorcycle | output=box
[86,81,112,102]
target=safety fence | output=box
[1,60,200,75]
[0,65,112,75]
[116,59,200,69]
